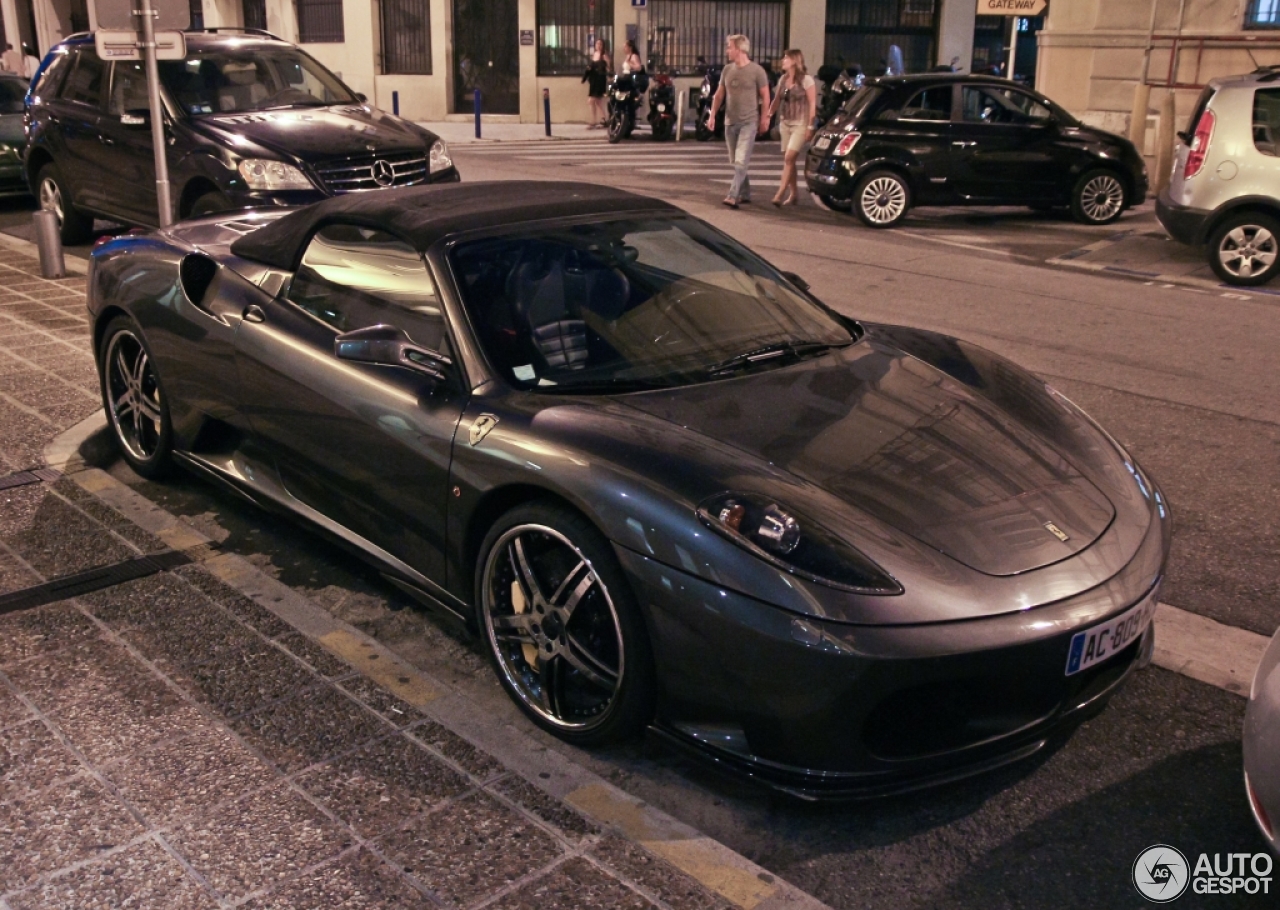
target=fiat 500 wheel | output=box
[98,316,173,478]
[476,503,654,745]
[854,169,910,228]
[1070,169,1127,225]
[1209,212,1280,286]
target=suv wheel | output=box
[854,169,910,228]
[188,191,234,218]
[1070,169,1127,225]
[37,164,94,245]
[1209,212,1280,286]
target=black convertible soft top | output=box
[229,181,677,271]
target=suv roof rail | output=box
[186,26,283,40]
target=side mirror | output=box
[334,324,451,381]
[356,92,368,103]
[780,270,810,292]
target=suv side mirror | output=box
[335,324,451,380]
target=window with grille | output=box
[538,0,613,76]
[1247,0,1280,28]
[297,0,344,43]
[382,0,432,74]
[824,0,937,74]
[646,1,790,76]
[243,0,267,31]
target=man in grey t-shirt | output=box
[706,34,770,208]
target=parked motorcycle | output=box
[647,73,677,141]
[814,65,861,130]
[607,72,644,143]
[694,65,723,141]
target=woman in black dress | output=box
[584,39,610,129]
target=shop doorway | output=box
[453,0,519,114]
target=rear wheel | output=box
[1208,212,1280,286]
[1070,169,1127,225]
[98,315,173,478]
[854,169,910,228]
[476,502,655,746]
[37,163,94,245]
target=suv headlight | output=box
[0,143,14,159]
[697,492,902,594]
[237,159,313,191]
[428,139,452,174]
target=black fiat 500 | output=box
[805,74,1148,228]
[24,29,459,243]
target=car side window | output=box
[32,51,72,99]
[892,86,952,121]
[1253,89,1280,156]
[60,49,106,109]
[107,61,151,117]
[962,86,1051,124]
[287,224,446,352]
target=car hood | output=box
[618,336,1116,577]
[188,104,437,163]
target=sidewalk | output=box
[421,120,608,144]
[0,236,822,910]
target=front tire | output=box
[187,190,234,219]
[652,118,673,142]
[607,111,626,144]
[98,315,173,479]
[476,502,655,746]
[854,169,911,228]
[1208,212,1280,286]
[37,163,94,245]
[1070,169,1127,225]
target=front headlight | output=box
[697,492,902,594]
[0,143,12,157]
[700,83,710,98]
[428,139,452,174]
[237,159,313,191]
[615,90,629,101]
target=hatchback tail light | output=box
[834,131,861,157]
[1183,109,1215,179]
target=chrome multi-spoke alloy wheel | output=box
[104,327,164,464]
[481,523,624,734]
[1073,171,1126,224]
[859,175,908,226]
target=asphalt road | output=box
[1,144,1276,908]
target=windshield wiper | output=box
[705,339,849,376]
[536,377,674,395]
[258,101,330,111]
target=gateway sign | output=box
[977,0,1047,14]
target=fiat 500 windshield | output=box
[450,217,855,391]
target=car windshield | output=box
[450,216,856,392]
[157,45,356,116]
[0,77,25,114]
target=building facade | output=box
[1038,0,1280,142]
[3,0,1029,123]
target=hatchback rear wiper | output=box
[705,339,848,376]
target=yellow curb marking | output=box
[319,629,440,707]
[566,783,777,909]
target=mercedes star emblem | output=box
[371,159,395,187]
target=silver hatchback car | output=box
[1157,68,1280,285]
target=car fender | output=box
[1200,195,1280,245]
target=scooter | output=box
[694,65,724,141]
[815,66,860,130]
[647,74,677,141]
[606,73,643,143]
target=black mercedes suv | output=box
[24,29,459,243]
[805,74,1148,229]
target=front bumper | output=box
[619,491,1169,799]
[1156,189,1210,245]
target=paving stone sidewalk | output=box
[0,241,740,909]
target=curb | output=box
[44,411,829,910]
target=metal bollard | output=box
[393,90,400,116]
[474,89,482,139]
[676,88,686,142]
[33,210,65,279]
[543,88,551,137]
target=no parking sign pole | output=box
[138,0,172,227]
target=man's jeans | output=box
[724,120,757,202]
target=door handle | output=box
[98,134,115,145]
[951,141,977,149]
[243,305,266,323]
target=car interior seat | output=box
[507,244,589,372]
[218,62,268,111]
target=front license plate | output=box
[814,135,831,150]
[1065,596,1156,676]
